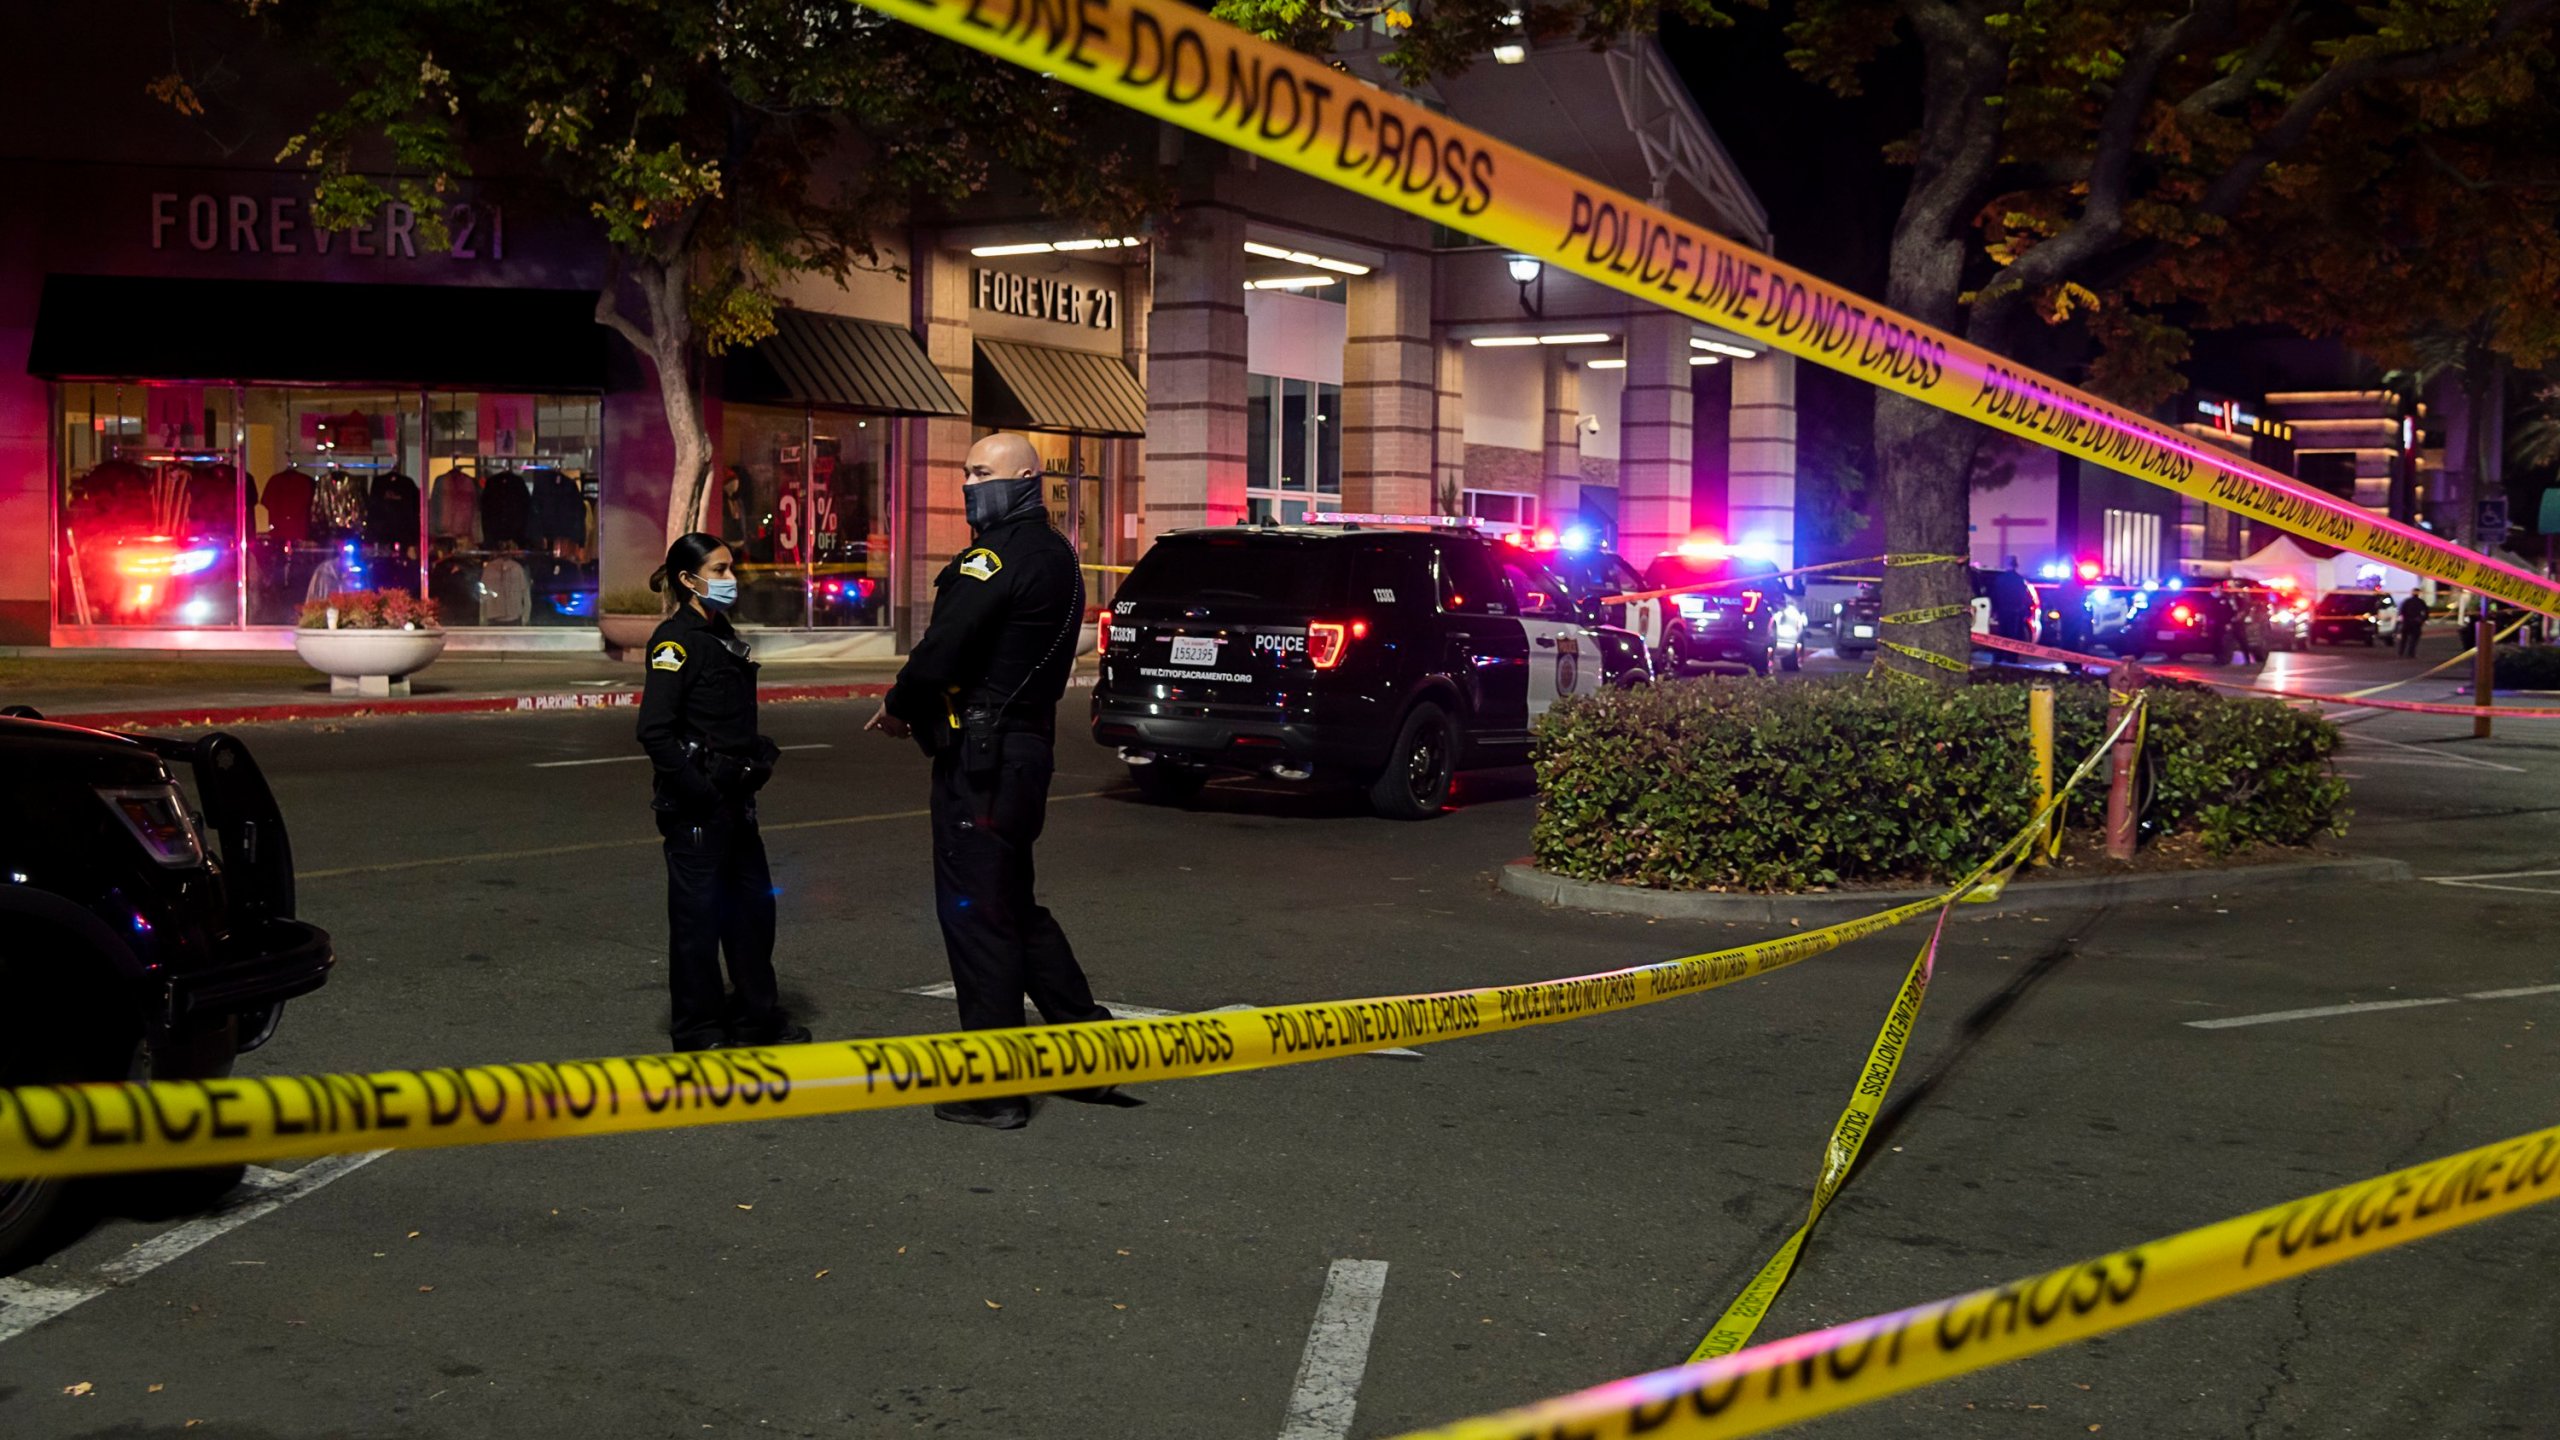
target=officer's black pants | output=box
[2398,625,2422,657]
[931,732,1110,1032]
[658,803,781,1047]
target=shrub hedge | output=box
[1530,674,2348,892]
[2492,644,2560,691]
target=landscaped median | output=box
[1510,674,2395,920]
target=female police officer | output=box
[635,533,809,1052]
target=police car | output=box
[1091,514,1649,819]
[1607,540,1805,675]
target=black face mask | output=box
[965,474,1044,531]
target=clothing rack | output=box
[111,448,234,464]
[286,454,404,471]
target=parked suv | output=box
[1092,520,1649,819]
[0,712,333,1267]
[1622,548,1802,675]
[1831,583,1881,659]
[2308,590,2389,646]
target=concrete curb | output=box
[1499,854,2415,923]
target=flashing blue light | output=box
[1730,539,1781,564]
[2166,577,2184,591]
[2091,587,2112,603]
[1561,524,1595,553]
[168,546,224,576]
[2142,581,2161,592]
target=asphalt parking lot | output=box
[4,635,2556,1439]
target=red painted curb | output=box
[50,682,892,732]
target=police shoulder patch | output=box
[650,641,688,672]
[957,548,1003,581]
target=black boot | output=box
[935,1098,1032,1130]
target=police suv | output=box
[1092,515,1649,820]
[1609,543,1805,675]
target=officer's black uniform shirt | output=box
[886,504,1084,729]
[636,606,759,808]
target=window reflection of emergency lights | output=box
[1242,241,1371,275]
[969,237,1142,256]
[1470,333,1614,347]
[1692,338,1759,359]
[1242,276,1340,291]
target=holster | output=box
[959,707,1005,778]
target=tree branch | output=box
[593,252,655,353]
[2173,0,2305,118]
[2195,0,2560,220]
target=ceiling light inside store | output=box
[1692,338,1759,359]
[1469,336,1540,347]
[1242,241,1371,275]
[1243,276,1341,290]
[1538,333,1613,346]
[1467,333,1614,347]
[1493,43,1527,63]
[1689,355,1720,365]
[1583,358,1627,370]
[969,237,1141,257]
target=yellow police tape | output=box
[842,0,2560,620]
[1387,1121,2560,1440]
[1692,907,1951,1361]
[0,704,2139,1184]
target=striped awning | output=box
[973,339,1148,437]
[725,310,965,417]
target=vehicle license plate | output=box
[1169,637,1221,666]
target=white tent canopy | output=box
[2226,534,2422,598]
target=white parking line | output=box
[900,984,1424,1060]
[2337,734,2526,773]
[2423,869,2560,897]
[1276,1259,1391,1440]
[2188,982,2560,1030]
[0,1149,387,1344]
[531,743,832,769]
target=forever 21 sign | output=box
[973,268,1119,330]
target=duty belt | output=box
[961,702,1055,734]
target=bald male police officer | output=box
[866,433,1127,1129]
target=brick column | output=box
[1144,205,1248,532]
[903,234,976,646]
[1433,329,1466,514]
[1618,309,1693,560]
[1727,351,1798,568]
[1342,248,1436,514]
[1542,352,1582,525]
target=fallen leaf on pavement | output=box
[814,1270,830,1280]
[2076,1384,2093,1391]
[149,1384,166,1394]
[896,1246,906,1255]
[736,1204,753,1211]
[418,1286,435,1294]
[985,1300,1002,1310]
[1112,1304,1127,1311]
[406,1231,421,1239]
[63,1383,93,1397]
[1116,1249,1130,1256]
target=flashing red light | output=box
[1741,589,1763,614]
[2171,603,2197,626]
[1308,621,1361,669]
[1501,531,1527,547]
[1533,528,1559,550]
[2076,560,2102,582]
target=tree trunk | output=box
[633,259,714,547]
[1875,394,1978,680]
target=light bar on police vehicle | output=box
[1307,512,1485,529]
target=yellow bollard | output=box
[2029,683,2056,866]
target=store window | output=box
[1015,431,1113,580]
[718,405,892,629]
[2102,508,2161,585]
[419,393,601,627]
[1461,490,1539,534]
[56,382,600,631]
[1245,373,1342,523]
[56,382,244,628]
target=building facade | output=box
[0,6,1791,653]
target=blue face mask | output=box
[695,576,738,611]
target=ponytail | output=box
[654,532,726,596]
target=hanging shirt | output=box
[429,469,482,543]
[479,470,533,548]
[367,472,422,548]
[189,464,241,539]
[531,469,587,545]
[479,555,532,623]
[314,469,366,537]
[260,468,316,543]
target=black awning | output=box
[27,274,608,389]
[724,309,965,416]
[974,339,1147,438]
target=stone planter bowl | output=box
[599,612,663,660]
[293,628,448,698]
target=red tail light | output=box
[1095,625,1108,654]
[2171,603,2196,625]
[1308,620,1366,669]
